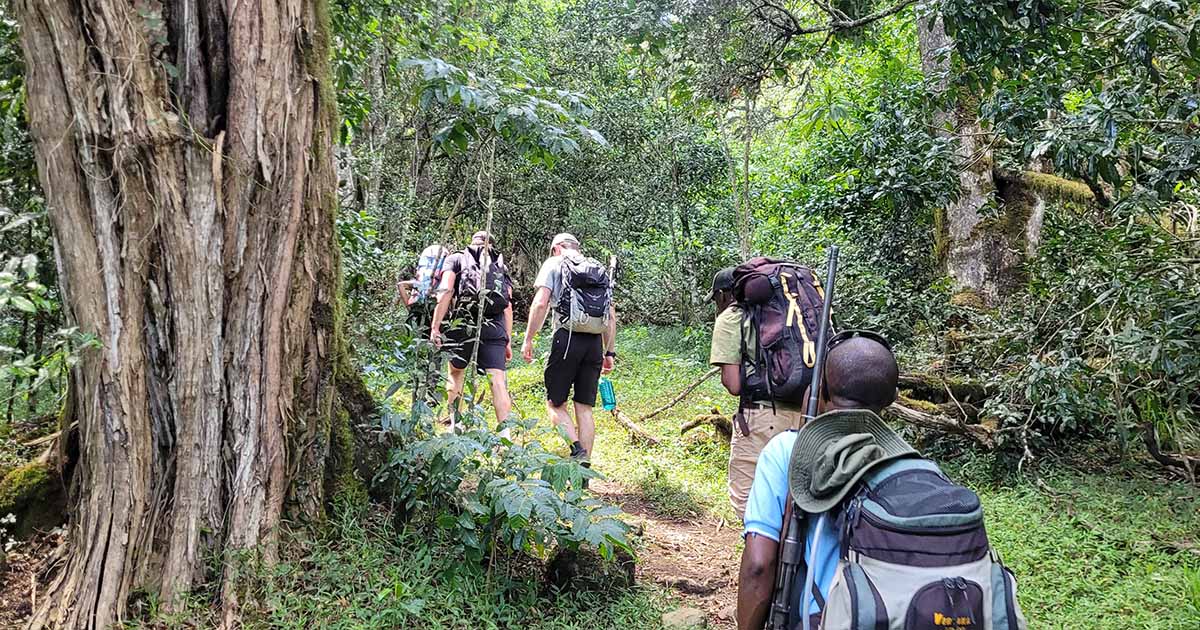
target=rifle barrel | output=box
[806,246,839,421]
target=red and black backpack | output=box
[732,257,830,405]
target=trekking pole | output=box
[805,245,839,421]
[599,254,618,410]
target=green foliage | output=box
[337,207,382,294]
[633,462,705,519]
[403,56,606,165]
[941,448,1200,630]
[376,406,632,564]
[136,504,665,629]
[944,0,1200,201]
[0,5,67,458]
[0,245,98,435]
[962,205,1199,453]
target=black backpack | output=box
[555,255,612,334]
[732,257,829,405]
[454,246,511,322]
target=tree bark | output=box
[918,13,1043,305]
[13,0,364,627]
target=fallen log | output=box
[638,367,720,423]
[681,413,732,441]
[897,372,992,405]
[612,408,661,446]
[885,396,995,448]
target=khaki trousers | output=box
[728,405,806,521]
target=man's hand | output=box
[602,355,614,374]
[521,339,534,363]
[506,343,513,362]
[431,329,443,348]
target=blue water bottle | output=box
[598,377,617,411]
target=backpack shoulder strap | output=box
[457,248,478,270]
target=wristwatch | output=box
[605,350,617,358]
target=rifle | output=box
[765,245,838,630]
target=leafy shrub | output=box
[375,406,632,565]
[963,203,1199,457]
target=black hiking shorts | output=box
[445,326,509,371]
[545,328,603,407]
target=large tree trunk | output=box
[14,0,366,627]
[918,13,1042,305]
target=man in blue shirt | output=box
[736,333,907,630]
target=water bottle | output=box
[598,377,617,411]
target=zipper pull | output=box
[955,578,975,624]
[843,496,861,544]
[942,578,956,609]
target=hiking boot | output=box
[570,445,591,489]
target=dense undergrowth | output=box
[126,325,1200,629]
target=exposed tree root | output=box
[1141,422,1199,483]
[681,412,732,441]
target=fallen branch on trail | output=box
[886,396,995,448]
[612,408,661,446]
[681,411,732,441]
[638,367,720,423]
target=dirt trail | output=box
[590,479,741,629]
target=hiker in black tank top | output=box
[429,231,514,430]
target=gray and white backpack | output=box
[555,255,612,335]
[795,458,1028,630]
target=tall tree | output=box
[12,0,368,627]
[918,9,1046,303]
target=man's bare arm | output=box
[397,280,413,307]
[602,303,617,352]
[503,297,514,358]
[721,363,742,396]
[429,271,456,345]
[736,533,778,630]
[522,286,552,361]
[524,288,551,338]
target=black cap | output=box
[707,267,736,301]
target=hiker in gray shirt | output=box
[521,233,616,468]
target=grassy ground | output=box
[505,325,1200,629]
[142,324,1199,629]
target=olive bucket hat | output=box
[788,409,917,513]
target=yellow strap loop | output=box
[780,272,816,367]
